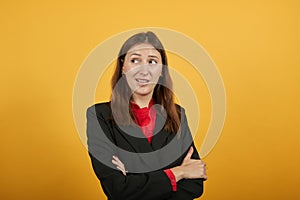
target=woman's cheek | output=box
[152,67,162,78]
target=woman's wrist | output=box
[170,166,185,182]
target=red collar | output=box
[130,98,156,143]
[130,98,154,111]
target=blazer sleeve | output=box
[167,144,204,200]
[86,105,174,200]
[167,108,204,200]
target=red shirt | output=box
[130,99,177,191]
[131,99,156,143]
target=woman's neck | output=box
[132,93,153,108]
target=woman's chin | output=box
[132,86,154,96]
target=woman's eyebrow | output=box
[148,55,159,59]
[128,52,159,59]
[129,53,142,57]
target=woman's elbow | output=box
[193,180,204,198]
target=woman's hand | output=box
[112,156,127,176]
[171,146,207,182]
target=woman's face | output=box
[122,43,163,97]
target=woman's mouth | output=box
[135,78,150,84]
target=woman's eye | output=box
[149,60,157,64]
[131,59,139,64]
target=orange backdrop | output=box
[1,0,299,199]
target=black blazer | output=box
[86,102,204,200]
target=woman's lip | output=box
[135,78,150,83]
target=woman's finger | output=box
[117,166,127,176]
[112,159,120,167]
[112,160,126,174]
[113,156,125,167]
[112,156,127,176]
[112,158,124,169]
[183,146,194,162]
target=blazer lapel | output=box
[113,124,162,172]
[112,106,174,153]
[109,106,177,172]
[114,123,154,153]
[151,110,175,150]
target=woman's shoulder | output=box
[174,103,186,114]
[88,101,111,110]
[87,102,112,119]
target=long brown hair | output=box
[111,31,180,133]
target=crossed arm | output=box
[113,146,207,181]
[87,105,207,200]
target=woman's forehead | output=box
[127,43,160,55]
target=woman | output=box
[86,31,207,200]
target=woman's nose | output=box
[138,63,150,75]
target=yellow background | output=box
[1,0,299,199]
